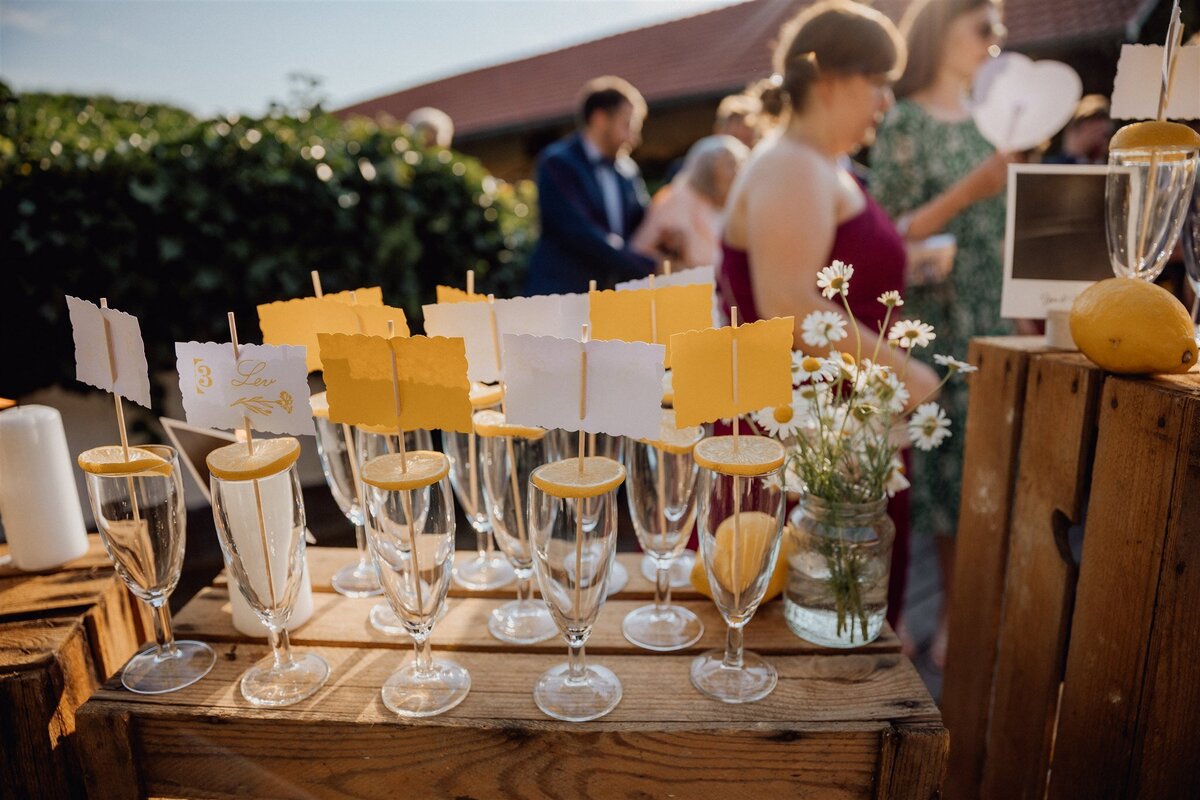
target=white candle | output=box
[0,405,90,570]
[229,558,314,637]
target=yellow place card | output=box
[351,304,410,339]
[669,316,794,427]
[436,285,487,304]
[589,283,712,366]
[318,333,472,434]
[325,286,383,306]
[257,288,400,372]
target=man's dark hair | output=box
[578,76,647,127]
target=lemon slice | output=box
[310,391,329,419]
[360,451,449,491]
[1110,120,1200,152]
[472,409,545,439]
[78,446,173,477]
[206,437,301,481]
[691,512,786,597]
[639,409,704,454]
[532,456,625,498]
[470,382,504,409]
[693,435,785,476]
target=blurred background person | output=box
[525,76,654,294]
[870,0,1011,669]
[632,134,748,269]
[719,0,941,633]
[406,106,454,148]
[1044,94,1113,165]
[714,93,761,148]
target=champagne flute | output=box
[690,436,785,704]
[1181,177,1200,343]
[80,444,216,693]
[362,449,470,717]
[476,410,557,644]
[529,455,626,721]
[209,438,329,706]
[355,425,435,636]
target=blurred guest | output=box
[1044,95,1113,165]
[870,0,1011,668]
[714,93,761,148]
[406,107,454,148]
[719,0,941,629]
[525,76,655,294]
[632,135,748,269]
[747,75,787,134]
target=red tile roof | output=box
[336,0,1152,139]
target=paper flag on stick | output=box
[422,293,589,382]
[318,333,473,433]
[670,316,794,428]
[1111,44,1200,120]
[589,283,713,366]
[615,265,715,291]
[503,334,664,440]
[258,288,406,371]
[174,342,315,436]
[65,296,152,408]
[436,285,487,304]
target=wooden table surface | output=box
[77,547,946,800]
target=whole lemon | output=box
[1069,278,1197,374]
[691,516,791,603]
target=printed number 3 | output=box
[194,358,213,394]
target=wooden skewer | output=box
[663,259,673,277]
[574,324,590,629]
[649,274,658,346]
[731,306,740,455]
[311,270,323,298]
[486,294,507,417]
[97,298,131,463]
[466,269,475,296]
[578,324,589,477]
[729,306,741,611]
[384,319,424,617]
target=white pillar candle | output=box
[229,558,314,637]
[0,405,90,570]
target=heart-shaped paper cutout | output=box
[972,52,1083,152]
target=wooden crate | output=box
[76,549,946,799]
[0,535,151,799]
[942,337,1200,799]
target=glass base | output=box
[369,601,448,636]
[639,550,696,588]
[690,648,777,704]
[534,662,622,722]
[453,552,515,591]
[606,559,628,597]
[331,557,382,598]
[121,640,216,694]
[488,598,557,644]
[240,651,330,707]
[381,657,471,718]
[622,604,703,652]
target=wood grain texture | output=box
[941,338,1042,800]
[1049,377,1200,799]
[980,353,1102,800]
[876,723,949,800]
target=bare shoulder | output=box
[725,139,835,243]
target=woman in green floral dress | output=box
[870,0,1013,665]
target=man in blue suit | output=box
[525,77,657,295]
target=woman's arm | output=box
[901,151,1015,241]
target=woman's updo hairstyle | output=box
[773,0,906,112]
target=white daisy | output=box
[794,353,838,383]
[884,457,910,496]
[907,402,951,451]
[870,372,910,413]
[888,319,936,349]
[933,354,978,374]
[877,290,903,308]
[816,260,854,299]
[752,395,804,439]
[801,310,848,348]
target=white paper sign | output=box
[174,342,315,436]
[1111,44,1200,120]
[972,53,1082,152]
[502,334,664,440]
[65,296,152,408]
[615,265,715,291]
[422,293,589,382]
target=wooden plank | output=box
[941,338,1043,799]
[174,584,900,656]
[980,352,1103,800]
[1048,377,1200,798]
[76,705,141,800]
[0,567,123,619]
[875,723,949,800]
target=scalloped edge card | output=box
[65,296,152,408]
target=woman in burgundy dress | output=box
[718,0,939,631]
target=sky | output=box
[0,0,739,117]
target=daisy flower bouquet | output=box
[754,261,974,647]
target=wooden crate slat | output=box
[0,567,126,619]
[942,338,1043,799]
[875,722,950,800]
[1048,377,1200,798]
[980,352,1103,800]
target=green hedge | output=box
[0,83,535,397]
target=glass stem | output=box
[412,633,434,677]
[151,601,179,657]
[267,624,294,671]
[722,624,744,670]
[355,523,370,566]
[654,563,672,613]
[515,571,533,603]
[566,637,588,685]
[475,530,489,560]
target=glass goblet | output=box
[690,435,785,704]
[209,439,329,707]
[529,455,626,721]
[311,392,380,598]
[476,411,557,644]
[362,450,470,717]
[444,427,514,590]
[1181,176,1200,343]
[1105,140,1199,281]
[81,444,215,694]
[622,424,704,651]
[355,425,434,636]
[548,429,628,594]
